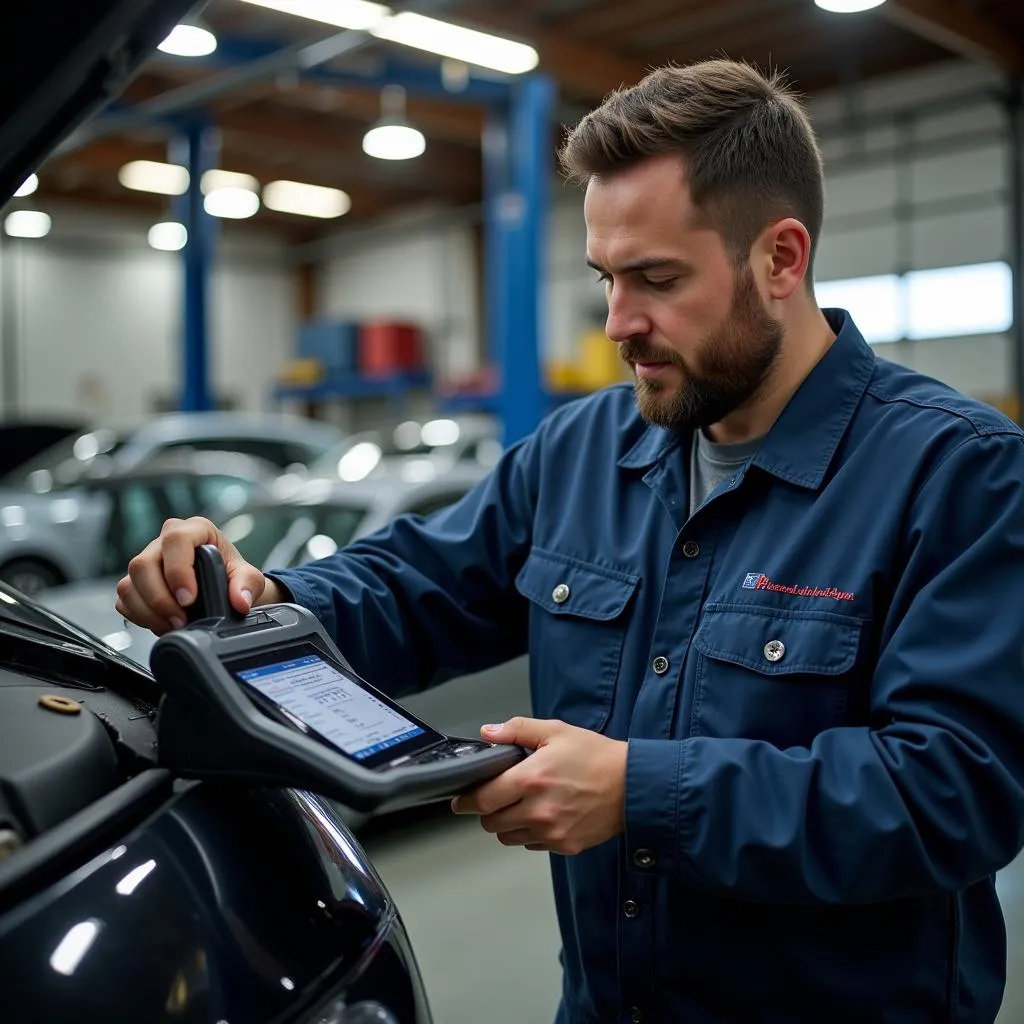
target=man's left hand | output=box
[451,717,628,855]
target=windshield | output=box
[221,503,368,570]
[0,429,125,492]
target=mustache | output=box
[618,341,684,367]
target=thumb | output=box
[481,716,562,749]
[224,546,267,615]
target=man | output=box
[119,59,1024,1023]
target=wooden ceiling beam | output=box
[451,8,651,98]
[879,0,1022,75]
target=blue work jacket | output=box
[272,309,1024,1024]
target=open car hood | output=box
[0,0,200,202]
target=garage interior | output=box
[2,0,1024,1021]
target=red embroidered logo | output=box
[741,573,855,602]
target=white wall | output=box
[316,205,481,381]
[0,204,296,425]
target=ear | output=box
[754,218,811,301]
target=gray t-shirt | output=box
[689,429,763,516]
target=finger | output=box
[525,843,549,853]
[115,586,176,635]
[160,517,220,608]
[479,800,528,835]
[453,767,529,817]
[224,551,267,616]
[126,537,187,625]
[496,828,536,848]
[481,715,565,750]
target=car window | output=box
[221,507,316,570]
[100,481,175,576]
[287,505,368,568]
[0,429,123,491]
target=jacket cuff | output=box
[624,738,684,877]
[265,569,331,633]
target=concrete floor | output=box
[361,807,1024,1024]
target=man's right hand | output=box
[115,516,285,635]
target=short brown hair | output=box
[560,59,824,275]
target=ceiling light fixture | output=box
[814,0,887,11]
[118,160,189,196]
[236,0,539,75]
[158,17,218,57]
[14,174,38,197]
[147,221,188,251]
[237,0,388,31]
[203,187,261,219]
[200,169,259,195]
[373,13,539,75]
[263,180,351,218]
[362,84,426,161]
[4,210,51,238]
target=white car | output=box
[2,410,346,494]
[38,463,531,749]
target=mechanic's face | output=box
[584,154,783,432]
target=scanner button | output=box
[552,583,570,604]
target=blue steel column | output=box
[169,118,218,412]
[492,74,555,446]
[482,105,509,424]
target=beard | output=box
[620,267,784,433]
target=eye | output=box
[594,272,611,286]
[644,277,678,292]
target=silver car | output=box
[39,463,530,757]
[2,410,346,494]
[0,450,275,594]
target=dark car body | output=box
[0,3,434,1021]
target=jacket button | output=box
[681,540,700,558]
[763,639,786,663]
[629,1008,643,1023]
[633,848,655,869]
[652,655,669,675]
[552,583,570,604]
[623,899,640,919]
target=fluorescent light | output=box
[14,173,38,197]
[263,180,351,218]
[814,0,886,10]
[118,160,189,196]
[158,23,217,56]
[204,187,261,219]
[372,13,539,74]
[50,920,102,977]
[906,262,1012,340]
[238,0,389,31]
[362,123,425,160]
[4,210,51,238]
[201,169,259,195]
[148,221,188,251]
[115,859,157,896]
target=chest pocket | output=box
[515,547,638,733]
[691,603,866,749]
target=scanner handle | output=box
[187,544,239,624]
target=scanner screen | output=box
[236,653,425,761]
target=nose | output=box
[604,284,651,344]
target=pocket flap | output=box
[515,548,638,621]
[694,604,864,676]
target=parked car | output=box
[312,414,502,483]
[1,411,345,494]
[40,463,531,748]
[0,419,87,478]
[0,450,276,594]
[1,3,432,1021]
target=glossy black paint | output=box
[0,782,431,1024]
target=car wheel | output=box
[0,558,65,596]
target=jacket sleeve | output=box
[624,431,1024,903]
[266,434,538,699]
